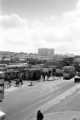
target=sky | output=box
[0,0,80,54]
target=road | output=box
[0,79,80,120]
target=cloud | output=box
[1,0,80,54]
[76,0,80,9]
[0,14,27,29]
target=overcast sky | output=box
[0,0,80,54]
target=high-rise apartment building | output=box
[38,48,54,57]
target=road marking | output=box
[38,84,80,112]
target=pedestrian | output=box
[15,79,19,87]
[37,110,44,120]
[45,74,48,81]
[19,73,23,85]
[40,75,44,81]
[8,79,11,88]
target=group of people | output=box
[6,72,24,88]
[40,74,48,81]
[14,72,23,87]
[40,71,52,81]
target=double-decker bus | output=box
[0,71,5,102]
[0,64,6,102]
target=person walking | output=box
[37,110,44,120]
[19,72,23,85]
[45,74,48,81]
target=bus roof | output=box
[7,63,28,69]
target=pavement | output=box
[38,84,80,112]
[4,78,72,93]
[5,81,31,92]
[44,111,80,120]
[4,77,63,93]
[32,83,80,120]
[33,111,80,120]
[1,78,80,120]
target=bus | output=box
[0,72,4,102]
[63,66,75,80]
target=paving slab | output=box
[33,111,80,120]
[45,111,80,120]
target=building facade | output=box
[38,48,54,57]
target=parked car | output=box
[0,111,6,120]
[74,72,80,83]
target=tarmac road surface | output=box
[0,79,79,120]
